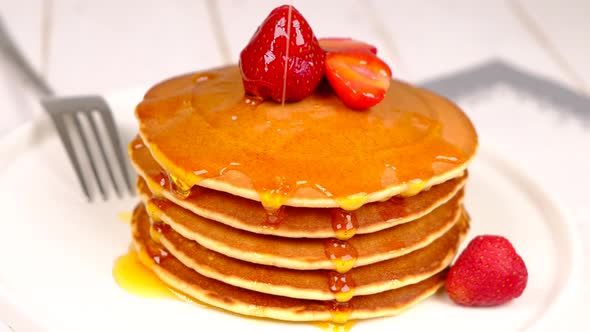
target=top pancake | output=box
[136,65,477,209]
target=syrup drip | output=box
[262,205,287,229]
[335,195,368,211]
[114,247,357,327]
[327,271,355,303]
[327,301,353,324]
[152,171,169,196]
[324,239,358,274]
[146,198,174,245]
[145,243,170,265]
[131,140,144,150]
[136,67,475,212]
[149,197,175,211]
[280,4,293,107]
[169,173,192,199]
[400,179,426,197]
[149,222,171,244]
[146,197,174,224]
[259,176,293,211]
[329,209,358,240]
[149,224,162,244]
[146,201,162,223]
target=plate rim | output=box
[476,149,584,330]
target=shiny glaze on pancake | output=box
[138,181,464,270]
[135,66,477,210]
[131,140,467,238]
[134,203,467,300]
[131,205,448,322]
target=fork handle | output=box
[0,16,54,97]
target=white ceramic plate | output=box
[0,91,582,332]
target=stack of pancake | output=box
[127,66,478,323]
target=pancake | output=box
[131,138,467,238]
[134,203,467,301]
[135,65,478,210]
[138,180,464,270]
[131,205,451,321]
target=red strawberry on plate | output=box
[325,51,392,110]
[446,235,528,306]
[319,38,377,54]
[239,5,325,102]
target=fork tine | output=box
[98,104,134,195]
[43,96,132,200]
[84,111,122,198]
[71,114,107,201]
[46,112,92,201]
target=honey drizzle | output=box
[114,247,358,327]
[335,195,368,211]
[280,4,293,107]
[131,139,144,150]
[136,68,475,212]
[150,197,175,211]
[152,171,169,197]
[145,242,170,265]
[323,239,358,274]
[259,176,293,211]
[325,209,358,322]
[262,205,287,229]
[145,204,171,264]
[327,301,353,324]
[329,209,358,240]
[169,173,192,199]
[400,179,426,197]
[147,197,176,220]
[327,271,355,303]
[150,222,171,244]
[146,198,174,250]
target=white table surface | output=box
[0,0,588,331]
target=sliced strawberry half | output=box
[325,52,392,110]
[319,38,377,54]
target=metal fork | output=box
[0,18,133,201]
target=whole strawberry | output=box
[446,235,528,306]
[239,5,325,102]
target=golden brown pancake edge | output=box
[138,182,464,270]
[131,205,450,321]
[134,202,468,300]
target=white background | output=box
[0,0,588,331]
